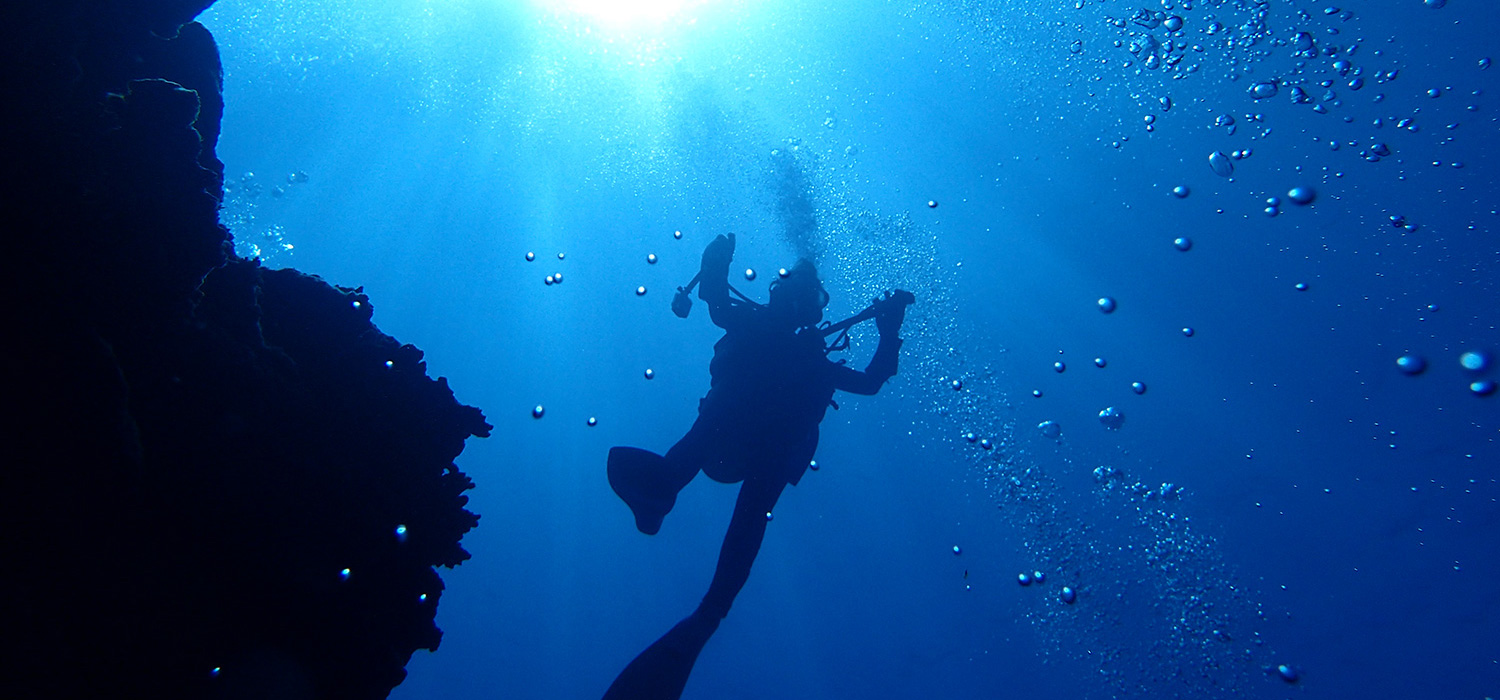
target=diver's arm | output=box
[832,334,902,396]
[832,300,906,395]
[699,234,741,329]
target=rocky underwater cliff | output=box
[1,2,490,698]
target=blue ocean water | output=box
[199,1,1497,698]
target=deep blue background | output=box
[200,1,1498,698]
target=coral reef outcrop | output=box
[1,3,490,698]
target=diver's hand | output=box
[876,294,907,338]
[702,233,736,269]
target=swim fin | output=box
[601,608,721,700]
[607,447,677,535]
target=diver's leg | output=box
[697,475,786,619]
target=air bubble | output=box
[1061,586,1077,604]
[1396,354,1427,375]
[1209,151,1234,177]
[647,253,658,264]
[1459,351,1490,372]
[1287,187,1317,205]
[1018,572,1033,586]
[532,405,545,419]
[1098,407,1125,430]
[744,269,757,281]
[1172,185,1190,198]
[1094,357,1107,368]
[927,200,939,208]
[1054,361,1067,373]
[951,379,964,391]
[525,252,535,261]
[644,368,655,380]
[1098,297,1118,313]
[1038,421,1061,439]
[1174,237,1193,251]
[952,545,962,555]
[636,286,648,296]
[1182,327,1195,337]
[1131,382,1147,394]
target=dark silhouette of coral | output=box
[1,3,490,699]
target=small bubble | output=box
[1250,82,1279,100]
[744,268,757,281]
[809,459,819,471]
[964,432,977,442]
[1276,664,1300,683]
[557,252,566,260]
[1428,88,1443,98]
[587,416,598,426]
[1098,406,1125,430]
[1032,389,1043,397]
[1295,282,1308,291]
[1018,572,1033,586]
[395,525,408,542]
[525,251,535,261]
[1265,205,1280,217]
[636,286,648,296]
[674,230,683,239]
[765,512,774,521]
[647,253,658,264]
[1094,357,1107,368]
[1459,351,1490,372]
[384,360,394,368]
[927,200,939,208]
[979,438,993,450]
[1171,185,1190,198]
[418,593,428,602]
[552,272,563,283]
[1396,354,1427,375]
[1098,297,1118,313]
[351,301,362,309]
[1038,420,1061,439]
[1182,327,1195,337]
[545,275,555,286]
[644,368,655,380]
[1209,151,1235,177]
[1471,380,1497,396]
[210,667,222,678]
[532,405,545,419]
[1131,381,1147,394]
[339,568,351,581]
[1060,586,1077,604]
[1174,237,1193,251]
[1033,571,1046,583]
[1287,187,1317,205]
[953,545,962,555]
[1054,361,1067,373]
[951,378,964,390]
[778,268,790,278]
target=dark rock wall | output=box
[1,3,491,699]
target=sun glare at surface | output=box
[536,0,701,25]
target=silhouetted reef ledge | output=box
[1,3,491,699]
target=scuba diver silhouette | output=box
[603,232,913,700]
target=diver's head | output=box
[768,259,828,328]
